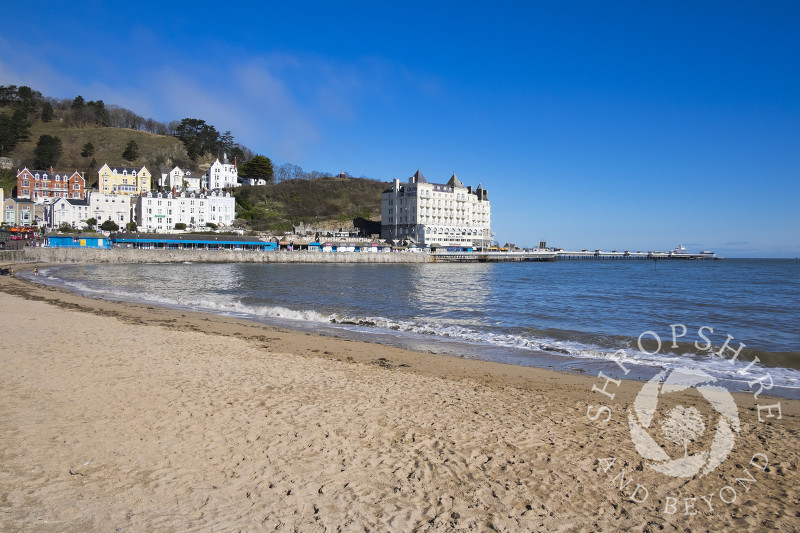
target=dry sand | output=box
[0,271,798,532]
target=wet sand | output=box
[0,269,798,531]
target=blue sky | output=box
[2,1,798,256]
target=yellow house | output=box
[97,164,151,196]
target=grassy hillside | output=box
[3,112,201,187]
[233,177,387,233]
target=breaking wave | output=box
[38,270,800,391]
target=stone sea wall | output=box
[0,250,26,263]
[20,247,432,264]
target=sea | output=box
[34,258,800,398]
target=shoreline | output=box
[0,269,605,394]
[8,260,800,395]
[14,259,800,396]
[1,269,799,530]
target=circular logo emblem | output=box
[628,367,741,478]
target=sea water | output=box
[37,259,800,397]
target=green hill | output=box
[233,177,386,233]
[2,111,200,188]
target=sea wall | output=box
[0,250,26,263]
[20,247,432,264]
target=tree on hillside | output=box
[0,108,31,156]
[70,96,110,127]
[239,154,274,182]
[0,88,35,156]
[33,134,62,168]
[122,140,140,162]
[81,142,95,158]
[41,101,54,122]
[174,118,220,160]
[219,130,235,154]
[0,86,41,113]
[87,99,110,126]
[0,85,18,107]
[16,86,41,114]
[229,146,246,165]
[275,163,305,182]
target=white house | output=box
[381,170,492,247]
[204,153,239,190]
[135,190,236,232]
[89,191,132,229]
[159,166,201,191]
[205,190,236,226]
[45,197,91,230]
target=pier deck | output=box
[431,249,719,262]
[555,250,718,260]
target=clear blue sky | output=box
[2,1,798,256]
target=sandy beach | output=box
[0,270,798,532]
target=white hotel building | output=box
[135,190,236,232]
[381,170,492,247]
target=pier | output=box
[430,250,557,262]
[430,249,718,262]
[554,250,719,260]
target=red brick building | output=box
[16,167,86,204]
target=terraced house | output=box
[135,190,236,232]
[16,167,86,203]
[3,198,35,226]
[97,164,151,196]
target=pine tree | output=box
[122,140,139,162]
